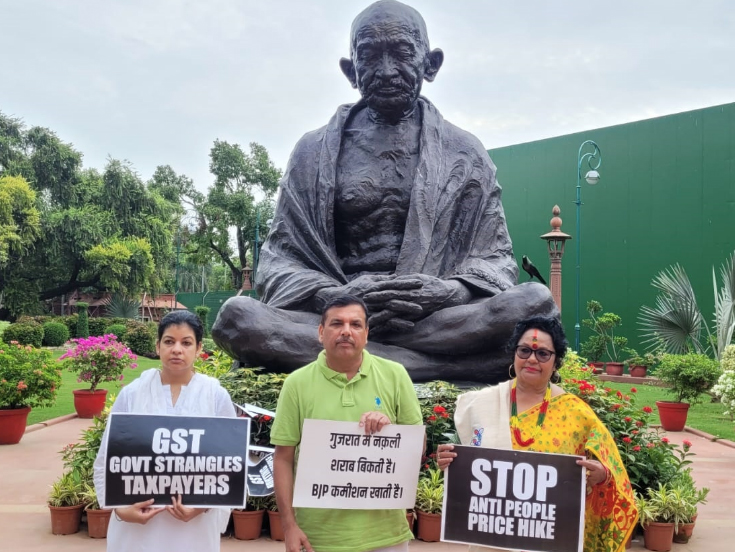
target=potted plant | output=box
[669,469,709,543]
[415,467,443,542]
[80,481,112,538]
[264,496,284,541]
[654,353,721,431]
[0,340,61,444]
[581,300,632,375]
[625,350,658,378]
[636,483,690,552]
[48,470,86,535]
[59,334,137,418]
[232,495,271,540]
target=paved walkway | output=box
[1,417,733,551]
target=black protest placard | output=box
[443,446,585,552]
[104,413,250,508]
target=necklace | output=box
[510,379,551,447]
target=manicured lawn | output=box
[606,381,735,442]
[26,351,159,425]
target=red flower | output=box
[647,443,655,449]
[424,464,430,470]
[611,404,622,411]
[642,406,653,414]
[16,381,27,390]
[630,387,637,393]
[661,437,669,444]
[624,417,632,423]
[622,436,632,444]
[633,446,641,452]
[433,405,447,414]
[199,352,209,360]
[635,420,644,427]
[440,412,449,419]
[428,415,437,422]
[616,390,623,398]
[631,430,639,435]
[683,440,692,450]
[262,415,272,422]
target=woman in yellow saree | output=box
[438,316,638,552]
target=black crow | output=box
[521,255,547,285]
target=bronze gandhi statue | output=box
[212,0,557,384]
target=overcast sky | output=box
[2,0,733,190]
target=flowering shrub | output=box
[561,371,692,493]
[0,340,62,409]
[416,380,461,466]
[59,334,137,392]
[713,345,735,421]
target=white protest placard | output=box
[442,445,585,552]
[293,419,425,509]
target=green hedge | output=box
[106,324,127,340]
[2,322,44,348]
[76,302,89,338]
[124,322,156,356]
[42,322,70,346]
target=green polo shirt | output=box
[271,349,423,552]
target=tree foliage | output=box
[0,111,181,316]
[188,140,281,289]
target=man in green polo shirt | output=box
[271,295,423,552]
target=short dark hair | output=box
[320,295,369,327]
[507,316,568,369]
[158,310,204,345]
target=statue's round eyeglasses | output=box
[515,346,555,363]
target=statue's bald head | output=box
[340,0,443,121]
[349,0,430,58]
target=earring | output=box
[508,363,516,378]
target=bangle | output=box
[596,465,612,486]
[114,509,122,522]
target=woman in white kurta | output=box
[93,311,236,552]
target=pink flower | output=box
[642,406,653,414]
[683,440,693,450]
[633,446,641,452]
[661,437,669,444]
[646,443,655,449]
[622,436,632,444]
[17,381,27,390]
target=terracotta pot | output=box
[416,510,442,542]
[406,510,415,534]
[232,509,265,540]
[86,508,112,538]
[49,504,84,535]
[0,406,31,445]
[673,520,696,543]
[267,510,284,541]
[655,401,690,432]
[629,365,648,378]
[589,362,604,374]
[605,362,624,376]
[73,389,108,419]
[643,522,674,551]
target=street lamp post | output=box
[574,140,602,352]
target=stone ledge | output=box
[24,413,78,433]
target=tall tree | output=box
[0,111,181,316]
[188,141,281,289]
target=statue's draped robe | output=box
[257,98,519,311]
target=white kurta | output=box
[93,369,237,552]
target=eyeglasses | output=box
[515,346,555,363]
